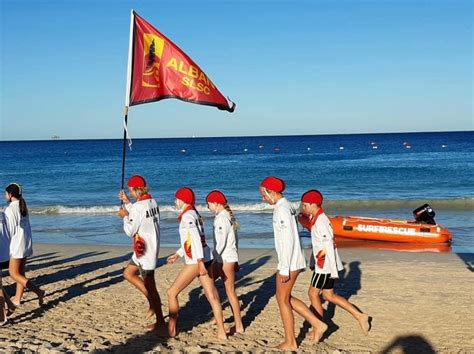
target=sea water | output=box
[1,131,472,252]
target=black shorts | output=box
[310,272,335,289]
[204,260,213,269]
[129,259,155,277]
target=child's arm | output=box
[318,219,339,278]
[122,205,142,237]
[213,217,230,260]
[276,207,295,279]
[4,207,17,237]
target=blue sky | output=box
[1,0,472,140]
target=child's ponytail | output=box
[224,204,239,232]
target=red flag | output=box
[125,11,235,112]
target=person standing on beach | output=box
[4,183,44,308]
[206,190,244,334]
[166,187,227,340]
[0,211,15,325]
[299,189,370,337]
[118,175,166,334]
[259,176,328,350]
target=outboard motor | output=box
[413,204,436,225]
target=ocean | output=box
[1,131,473,253]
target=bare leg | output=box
[199,273,227,340]
[142,273,167,335]
[275,271,299,350]
[123,263,154,320]
[0,278,5,323]
[166,264,199,337]
[306,286,328,341]
[222,262,244,333]
[9,258,44,306]
[2,290,15,317]
[322,289,370,335]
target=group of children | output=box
[118,175,370,349]
[1,183,45,326]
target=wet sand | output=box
[0,244,472,353]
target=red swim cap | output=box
[206,190,227,204]
[128,175,147,188]
[175,187,195,205]
[301,190,323,206]
[260,176,285,193]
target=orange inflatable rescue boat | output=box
[329,204,452,244]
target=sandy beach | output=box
[0,244,472,353]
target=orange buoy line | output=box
[329,216,452,244]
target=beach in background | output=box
[1,131,472,252]
[0,244,472,352]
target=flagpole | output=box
[121,10,135,190]
[121,107,129,190]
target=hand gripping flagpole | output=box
[121,10,135,191]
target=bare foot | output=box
[310,323,328,343]
[278,341,298,350]
[358,313,370,335]
[11,298,20,307]
[306,330,316,340]
[217,328,227,340]
[145,308,155,321]
[235,324,244,334]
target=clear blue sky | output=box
[1,0,472,140]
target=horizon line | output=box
[1,129,472,143]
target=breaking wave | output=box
[27,198,473,215]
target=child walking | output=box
[259,177,328,350]
[118,175,166,334]
[299,189,370,337]
[1,211,15,325]
[206,190,244,334]
[166,187,227,340]
[4,183,44,307]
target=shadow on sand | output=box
[381,334,436,354]
[98,254,273,352]
[5,251,133,323]
[455,253,474,272]
[296,260,364,343]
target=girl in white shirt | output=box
[299,189,370,337]
[0,211,15,325]
[206,190,243,333]
[118,175,165,334]
[259,177,327,350]
[166,187,227,340]
[4,183,44,307]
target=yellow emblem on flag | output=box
[142,34,164,88]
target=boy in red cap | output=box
[206,190,243,334]
[299,189,370,337]
[118,175,165,334]
[166,187,227,340]
[259,177,328,350]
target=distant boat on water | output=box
[51,135,61,140]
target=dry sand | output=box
[0,244,473,353]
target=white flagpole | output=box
[121,10,135,190]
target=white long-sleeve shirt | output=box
[311,211,343,278]
[176,209,212,265]
[5,201,33,259]
[123,198,160,271]
[212,209,238,263]
[0,212,11,263]
[273,198,306,276]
